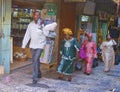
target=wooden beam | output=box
[94,0,115,3]
[12,0,44,9]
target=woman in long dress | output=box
[57,28,79,81]
[82,32,97,75]
[100,34,116,72]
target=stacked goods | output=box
[13,52,27,62]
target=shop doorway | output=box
[10,0,45,70]
[0,0,12,74]
[10,0,58,71]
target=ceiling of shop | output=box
[13,0,57,2]
[65,0,115,3]
[94,0,119,3]
[66,0,118,4]
[12,0,57,3]
[93,0,116,4]
[12,0,57,9]
[12,0,117,13]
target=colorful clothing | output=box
[82,40,97,74]
[100,40,116,71]
[57,38,79,75]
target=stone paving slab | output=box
[0,62,120,92]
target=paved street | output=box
[0,61,120,92]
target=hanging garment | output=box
[102,23,108,41]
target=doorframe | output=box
[0,0,12,74]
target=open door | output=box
[0,0,12,74]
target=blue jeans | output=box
[31,49,43,81]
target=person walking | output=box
[57,28,79,81]
[82,32,97,75]
[100,34,116,72]
[21,11,57,84]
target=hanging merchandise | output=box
[44,3,57,16]
[44,18,56,38]
[42,3,57,38]
[110,15,115,22]
[92,33,97,42]
[40,38,55,64]
[99,11,108,22]
[86,22,92,33]
[116,0,120,17]
[98,29,103,46]
[102,23,108,41]
[40,41,51,64]
[109,27,119,38]
[41,9,47,20]
[77,29,84,47]
[39,3,57,64]
[40,24,56,64]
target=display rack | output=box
[11,4,57,69]
[11,8,33,59]
[11,8,32,46]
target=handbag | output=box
[75,61,82,71]
[78,46,86,59]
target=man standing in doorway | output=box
[21,11,57,84]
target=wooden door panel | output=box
[58,2,76,62]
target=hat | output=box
[63,28,73,35]
[86,32,92,38]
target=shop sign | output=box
[44,3,57,16]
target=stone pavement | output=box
[0,61,120,92]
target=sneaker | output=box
[58,77,64,80]
[38,74,42,78]
[86,73,90,75]
[32,80,37,84]
[68,78,72,82]
[104,70,110,73]
[84,72,90,75]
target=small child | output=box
[57,28,79,81]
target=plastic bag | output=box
[75,61,82,71]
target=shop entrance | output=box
[10,0,42,70]
[10,0,58,71]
